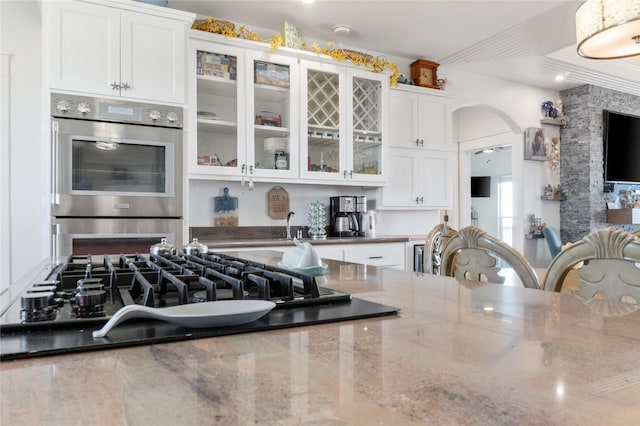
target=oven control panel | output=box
[51,93,183,128]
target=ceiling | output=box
[168,0,640,96]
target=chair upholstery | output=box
[441,226,541,289]
[424,223,457,274]
[542,226,562,259]
[543,228,640,316]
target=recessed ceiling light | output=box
[301,0,315,4]
[554,74,565,81]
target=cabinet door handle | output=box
[415,197,420,204]
[111,82,121,90]
[249,165,254,175]
[368,256,383,259]
[415,138,420,147]
[343,170,348,179]
[241,164,246,174]
[349,170,353,178]
[121,82,130,91]
[419,196,424,204]
[420,139,424,147]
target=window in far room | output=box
[498,174,513,245]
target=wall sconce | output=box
[576,0,640,59]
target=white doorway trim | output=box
[458,132,525,254]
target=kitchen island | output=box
[2,250,639,425]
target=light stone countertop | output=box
[1,250,639,425]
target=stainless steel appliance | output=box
[354,195,367,237]
[50,93,184,257]
[0,251,398,360]
[330,196,360,237]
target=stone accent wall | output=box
[559,85,640,242]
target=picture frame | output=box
[524,127,548,160]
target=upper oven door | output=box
[52,118,183,217]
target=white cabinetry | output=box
[343,243,405,269]
[380,86,453,209]
[216,243,405,270]
[300,60,387,185]
[47,0,192,103]
[306,243,405,270]
[188,34,300,182]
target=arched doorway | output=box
[452,104,525,253]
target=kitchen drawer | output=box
[344,243,405,270]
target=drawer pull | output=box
[368,256,383,259]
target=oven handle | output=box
[51,119,60,205]
[52,223,60,259]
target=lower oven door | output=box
[52,218,183,258]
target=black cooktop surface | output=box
[1,298,398,360]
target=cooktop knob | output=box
[148,109,161,121]
[166,111,178,122]
[56,99,70,113]
[77,102,91,114]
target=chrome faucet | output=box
[286,211,295,240]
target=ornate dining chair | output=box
[441,226,541,289]
[424,222,457,274]
[543,228,640,316]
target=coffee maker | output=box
[330,196,367,237]
[330,196,359,237]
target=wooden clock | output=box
[410,59,440,89]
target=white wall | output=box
[0,0,48,301]
[443,67,562,255]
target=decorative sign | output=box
[268,186,290,219]
[281,21,304,49]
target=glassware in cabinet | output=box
[350,74,384,178]
[301,61,344,180]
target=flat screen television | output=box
[471,176,491,197]
[603,110,640,184]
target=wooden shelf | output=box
[540,118,567,127]
[541,195,567,201]
[607,208,640,224]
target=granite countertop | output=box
[2,250,639,425]
[189,226,425,249]
[202,235,415,249]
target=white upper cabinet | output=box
[389,86,449,149]
[187,36,300,182]
[47,0,192,103]
[380,85,453,209]
[300,60,387,185]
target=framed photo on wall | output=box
[524,127,548,160]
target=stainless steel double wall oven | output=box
[50,93,183,257]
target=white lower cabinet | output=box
[343,243,405,269]
[216,242,406,270]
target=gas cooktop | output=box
[0,252,398,360]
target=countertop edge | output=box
[203,236,417,249]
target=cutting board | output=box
[213,187,238,227]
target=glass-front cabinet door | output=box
[245,51,299,179]
[300,60,346,181]
[191,41,245,178]
[300,60,387,183]
[348,69,386,183]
